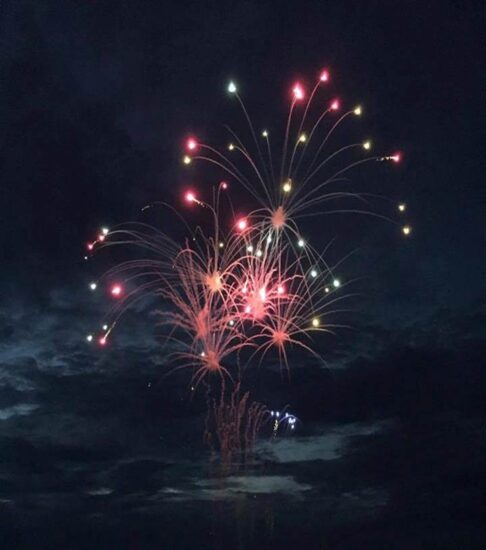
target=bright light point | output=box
[200,351,205,357]
[330,99,340,111]
[354,105,362,116]
[84,256,88,261]
[363,140,371,150]
[392,152,401,163]
[312,317,320,328]
[319,69,329,82]
[87,243,94,251]
[101,227,109,235]
[86,334,93,342]
[89,282,97,291]
[185,191,196,203]
[245,305,251,313]
[297,239,305,248]
[298,133,307,143]
[183,155,192,165]
[99,337,106,346]
[98,234,105,242]
[256,249,263,257]
[102,324,108,331]
[236,218,248,231]
[325,287,330,293]
[398,203,406,212]
[247,245,254,253]
[259,287,266,301]
[333,278,341,288]
[282,180,292,193]
[229,319,235,326]
[111,284,122,297]
[402,225,412,236]
[219,242,224,248]
[262,130,268,137]
[220,181,228,189]
[277,285,285,295]
[227,81,237,93]
[186,138,197,151]
[292,83,305,101]
[310,269,318,278]
[228,143,235,151]
[266,235,272,244]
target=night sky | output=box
[1,1,485,548]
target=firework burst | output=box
[84,69,409,462]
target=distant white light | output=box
[333,278,341,288]
[89,282,97,291]
[297,239,305,248]
[310,269,318,278]
[227,81,237,93]
[86,334,93,342]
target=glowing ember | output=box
[111,284,122,297]
[186,138,197,151]
[292,83,304,100]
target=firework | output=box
[84,69,408,462]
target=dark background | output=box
[0,1,485,548]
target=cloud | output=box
[257,421,391,463]
[0,403,39,420]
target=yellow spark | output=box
[262,130,268,137]
[298,133,307,143]
[402,225,411,236]
[183,155,192,165]
[398,203,406,212]
[228,143,235,151]
[282,179,292,193]
[311,317,320,328]
[354,105,362,116]
[363,140,371,150]
[219,242,224,248]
